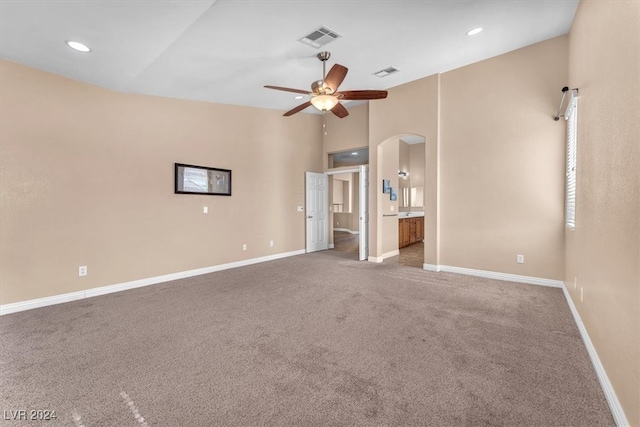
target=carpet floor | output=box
[0,251,613,426]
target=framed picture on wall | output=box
[175,163,232,196]
[390,187,397,201]
[383,179,391,194]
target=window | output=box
[565,96,578,229]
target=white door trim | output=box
[325,167,368,261]
[358,165,369,261]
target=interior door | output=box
[358,165,369,261]
[305,172,329,253]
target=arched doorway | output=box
[371,133,426,268]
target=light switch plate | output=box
[203,206,208,214]
[297,206,304,212]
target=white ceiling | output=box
[0,0,579,114]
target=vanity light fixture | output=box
[65,40,91,52]
[466,27,483,36]
[351,152,358,155]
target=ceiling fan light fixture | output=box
[310,94,339,112]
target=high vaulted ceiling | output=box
[0,0,579,114]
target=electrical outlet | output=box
[203,206,208,214]
[580,287,584,302]
[391,205,395,212]
[79,266,87,277]
[516,254,524,264]
[269,240,274,247]
[336,221,339,226]
[242,244,247,251]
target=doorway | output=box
[324,165,369,261]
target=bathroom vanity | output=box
[398,214,424,248]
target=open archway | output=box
[369,133,426,266]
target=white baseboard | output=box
[421,264,563,288]
[334,228,359,235]
[0,291,86,316]
[561,285,629,427]
[328,243,335,249]
[0,249,306,316]
[423,263,441,272]
[368,249,400,263]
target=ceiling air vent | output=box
[373,67,400,78]
[298,26,341,49]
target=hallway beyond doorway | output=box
[333,231,423,268]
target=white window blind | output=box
[565,96,578,229]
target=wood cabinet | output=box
[416,217,424,242]
[398,216,424,248]
[399,218,410,247]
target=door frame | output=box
[325,167,369,261]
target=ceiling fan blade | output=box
[264,85,310,95]
[331,102,349,118]
[337,90,388,100]
[324,64,348,93]
[283,101,312,116]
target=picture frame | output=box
[382,179,391,194]
[390,187,397,201]
[175,163,232,196]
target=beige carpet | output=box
[0,251,613,426]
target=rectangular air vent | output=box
[373,67,400,78]
[298,26,341,49]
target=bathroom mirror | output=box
[401,187,410,208]
[410,187,424,207]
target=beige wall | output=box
[329,38,567,271]
[369,75,440,261]
[332,178,344,206]
[0,60,322,305]
[566,1,640,424]
[439,36,568,279]
[378,138,400,256]
[332,173,360,233]
[333,212,349,228]
[324,103,369,170]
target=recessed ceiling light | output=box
[466,27,483,36]
[294,95,304,99]
[65,40,91,52]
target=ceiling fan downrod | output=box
[317,51,330,81]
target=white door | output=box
[359,165,369,261]
[305,172,329,253]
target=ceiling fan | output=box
[264,51,388,119]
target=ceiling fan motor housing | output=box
[311,79,334,95]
